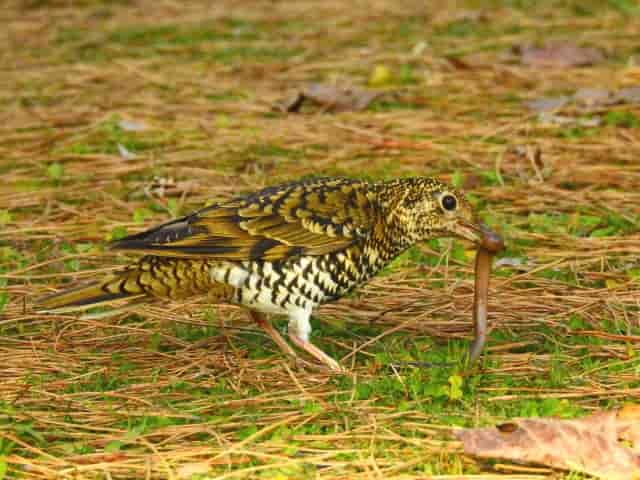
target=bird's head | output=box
[378,177,498,248]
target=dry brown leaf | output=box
[524,95,569,113]
[445,55,475,70]
[457,405,640,480]
[537,112,601,127]
[616,86,640,104]
[573,88,613,107]
[276,83,382,113]
[518,42,605,68]
[525,86,640,115]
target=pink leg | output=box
[250,311,297,359]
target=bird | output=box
[38,176,489,372]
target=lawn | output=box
[1,0,639,478]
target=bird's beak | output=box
[454,219,505,252]
[454,218,483,244]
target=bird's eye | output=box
[441,194,457,211]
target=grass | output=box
[1,0,640,478]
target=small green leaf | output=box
[451,170,463,188]
[449,374,463,389]
[237,424,258,440]
[75,242,94,253]
[0,455,6,480]
[133,208,153,224]
[0,279,7,314]
[47,162,64,180]
[269,426,291,441]
[284,445,299,456]
[355,383,372,400]
[215,114,230,128]
[450,242,467,262]
[606,110,639,128]
[629,269,640,280]
[448,375,464,400]
[0,210,12,226]
[167,198,180,217]
[107,225,128,241]
[125,424,145,440]
[149,332,161,351]
[65,258,81,272]
[104,440,124,452]
[399,64,417,84]
[590,226,618,237]
[302,401,323,415]
[15,422,45,444]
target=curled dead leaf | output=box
[573,88,613,107]
[616,86,640,104]
[517,42,605,68]
[275,83,382,113]
[457,406,640,480]
[526,86,640,115]
[524,96,569,114]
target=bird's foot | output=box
[289,333,347,374]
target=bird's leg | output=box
[287,309,345,373]
[249,310,297,359]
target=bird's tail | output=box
[36,268,148,314]
[37,257,232,314]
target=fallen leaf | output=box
[305,83,381,111]
[457,406,640,480]
[575,116,602,127]
[616,86,640,104]
[276,92,305,112]
[525,85,640,117]
[445,55,475,70]
[537,112,601,127]
[524,95,569,113]
[518,42,605,68]
[275,83,382,113]
[573,88,613,107]
[535,112,571,125]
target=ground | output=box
[1,0,640,478]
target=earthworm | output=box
[468,225,504,363]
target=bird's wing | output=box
[111,178,378,262]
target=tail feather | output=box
[36,257,227,314]
[36,270,147,313]
[37,283,145,313]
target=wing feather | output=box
[111,178,378,262]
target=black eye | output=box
[441,194,457,211]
